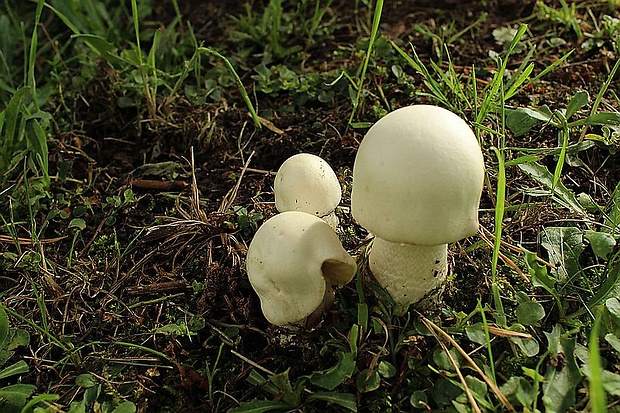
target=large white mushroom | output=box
[246,211,356,326]
[274,153,342,228]
[351,105,484,306]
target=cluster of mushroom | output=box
[245,154,357,327]
[245,105,485,326]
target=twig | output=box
[420,316,516,412]
[423,318,482,413]
[230,349,276,376]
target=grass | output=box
[0,0,620,411]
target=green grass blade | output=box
[588,309,607,413]
[349,0,383,124]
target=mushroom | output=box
[246,211,357,326]
[351,105,485,306]
[274,153,342,228]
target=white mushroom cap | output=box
[274,153,342,218]
[351,105,485,246]
[246,211,356,326]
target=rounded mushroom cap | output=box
[351,105,485,246]
[246,211,356,326]
[274,153,342,217]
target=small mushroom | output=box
[351,105,485,306]
[274,153,342,228]
[246,211,356,326]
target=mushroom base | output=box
[368,238,448,306]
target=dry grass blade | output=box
[420,316,516,412]
[0,235,67,244]
[422,317,482,413]
[478,229,529,283]
[487,325,532,339]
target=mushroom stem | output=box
[368,238,448,306]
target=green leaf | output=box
[605,181,620,235]
[587,262,620,309]
[68,218,86,231]
[0,384,36,410]
[307,392,357,412]
[71,34,125,66]
[0,306,9,348]
[111,401,137,413]
[606,298,620,322]
[518,162,588,216]
[228,400,289,413]
[601,370,620,396]
[75,373,97,388]
[0,360,29,380]
[309,351,355,390]
[584,230,616,259]
[511,336,540,357]
[506,108,549,136]
[20,393,59,413]
[378,361,396,378]
[409,390,429,409]
[465,323,488,345]
[541,227,585,281]
[565,91,589,119]
[356,369,380,393]
[589,310,606,413]
[542,332,581,413]
[516,300,545,325]
[269,369,300,407]
[6,329,30,351]
[500,376,535,408]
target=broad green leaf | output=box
[75,373,97,388]
[501,376,535,408]
[606,298,620,322]
[0,306,9,348]
[309,351,355,390]
[542,332,581,413]
[410,390,428,409]
[0,360,29,380]
[541,227,585,281]
[605,181,620,235]
[506,109,543,136]
[378,361,396,378]
[68,218,86,231]
[228,400,288,413]
[20,393,60,413]
[0,384,35,410]
[518,162,588,216]
[269,369,300,406]
[356,369,380,393]
[67,399,86,413]
[511,336,540,357]
[601,371,620,396]
[433,347,461,371]
[570,111,620,127]
[584,230,616,259]
[587,262,620,309]
[465,323,488,345]
[111,401,137,413]
[6,328,30,350]
[516,300,545,325]
[307,392,357,412]
[430,378,462,408]
[71,34,125,66]
[606,333,620,354]
[565,91,589,119]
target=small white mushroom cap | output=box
[274,153,342,218]
[246,211,356,326]
[351,105,485,246]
